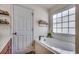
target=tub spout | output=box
[39,36,44,40]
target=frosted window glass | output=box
[53,24,56,27]
[53,15,56,19]
[63,16,68,22]
[57,29,61,33]
[63,29,68,33]
[57,18,61,23]
[63,22,68,27]
[69,29,75,34]
[69,7,75,14]
[53,27,56,29]
[53,29,56,32]
[53,19,56,23]
[57,23,61,28]
[62,10,68,16]
[69,22,75,27]
[69,15,75,21]
[53,7,75,35]
[57,13,61,17]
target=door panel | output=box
[12,5,33,54]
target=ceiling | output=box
[37,4,55,9]
[20,4,56,10]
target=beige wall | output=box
[49,4,69,14]
[0,4,11,40]
[75,5,79,54]
[21,4,49,40]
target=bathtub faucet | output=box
[39,36,44,40]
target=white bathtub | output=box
[39,37,75,54]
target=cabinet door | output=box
[0,39,12,54]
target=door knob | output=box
[13,32,17,35]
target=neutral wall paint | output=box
[20,4,49,40]
[49,4,69,15]
[0,4,11,40]
[75,5,79,54]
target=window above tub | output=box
[53,7,75,35]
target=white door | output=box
[12,5,33,54]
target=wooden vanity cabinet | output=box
[0,39,12,54]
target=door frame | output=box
[11,4,34,54]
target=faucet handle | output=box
[39,36,44,40]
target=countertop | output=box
[0,36,11,52]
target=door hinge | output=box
[32,28,34,31]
